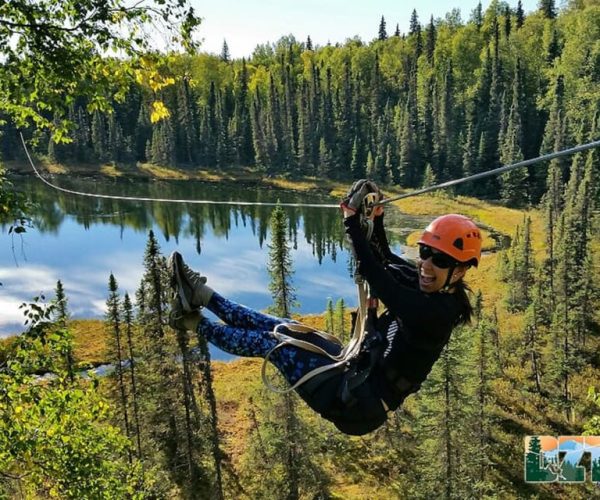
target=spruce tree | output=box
[471,1,483,29]
[234,59,254,166]
[439,61,458,181]
[320,68,335,167]
[73,105,91,162]
[545,25,561,63]
[335,62,354,178]
[122,292,143,459]
[503,6,512,39]
[137,231,186,488]
[221,40,230,62]
[378,15,387,41]
[135,102,152,162]
[91,109,107,162]
[216,94,235,168]
[516,0,525,29]
[251,91,269,172]
[422,163,437,188]
[500,62,528,206]
[421,76,435,172]
[174,319,213,497]
[282,65,298,172]
[149,116,176,166]
[334,298,347,342]
[539,0,556,19]
[462,122,478,179]
[398,93,419,187]
[305,35,313,51]
[409,9,422,58]
[262,204,328,500]
[268,204,296,317]
[296,81,311,174]
[194,322,225,499]
[426,16,436,64]
[384,143,396,184]
[505,216,534,311]
[365,149,375,179]
[471,296,498,496]
[325,298,334,333]
[482,20,502,189]
[176,77,199,165]
[309,65,322,169]
[266,74,284,174]
[541,161,563,309]
[412,326,477,498]
[205,82,219,167]
[350,135,365,179]
[54,280,75,382]
[107,112,124,162]
[523,280,545,395]
[106,273,132,461]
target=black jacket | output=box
[344,213,466,410]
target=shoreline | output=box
[6,157,346,197]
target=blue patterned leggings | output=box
[198,293,342,385]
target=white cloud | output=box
[0,264,59,295]
[0,295,28,323]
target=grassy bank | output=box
[7,157,346,197]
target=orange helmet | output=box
[417,214,482,267]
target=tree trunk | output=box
[125,322,143,459]
[197,331,224,500]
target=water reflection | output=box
[1,175,426,345]
[9,175,348,263]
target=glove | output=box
[340,179,378,212]
[340,179,383,217]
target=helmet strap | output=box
[441,265,458,293]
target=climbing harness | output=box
[261,277,375,395]
[261,196,383,399]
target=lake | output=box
[1,173,424,359]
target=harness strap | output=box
[261,209,377,394]
[260,277,372,393]
[261,323,349,394]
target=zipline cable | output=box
[376,139,600,206]
[21,132,600,208]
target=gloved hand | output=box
[340,179,383,217]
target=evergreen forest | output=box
[2,0,599,206]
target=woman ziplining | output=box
[168,179,482,436]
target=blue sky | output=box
[191,0,540,58]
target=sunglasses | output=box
[418,244,458,269]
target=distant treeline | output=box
[3,0,599,205]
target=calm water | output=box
[1,174,424,359]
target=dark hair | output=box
[453,279,473,326]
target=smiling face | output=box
[417,244,467,293]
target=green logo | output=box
[525,436,600,483]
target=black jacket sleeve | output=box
[371,214,412,267]
[344,213,459,348]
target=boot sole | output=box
[169,251,194,313]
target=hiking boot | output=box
[168,296,203,331]
[168,251,214,312]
